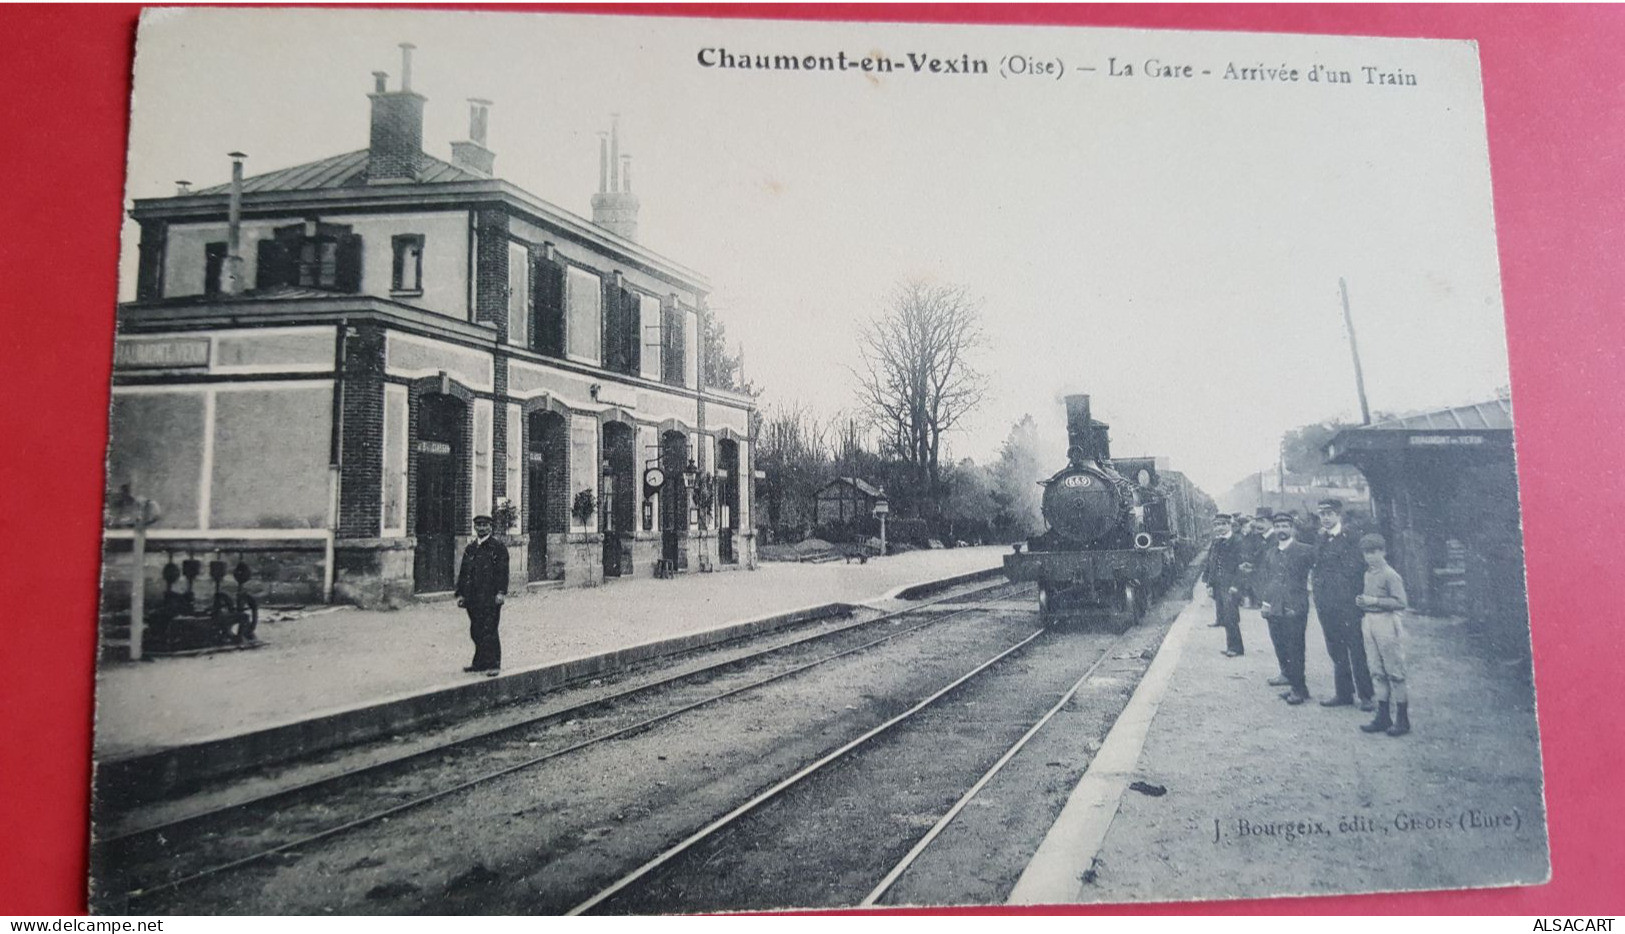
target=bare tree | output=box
[852,281,989,509]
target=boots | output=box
[1360,701,1392,733]
[1386,702,1411,737]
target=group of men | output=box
[1201,499,1413,737]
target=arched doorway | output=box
[526,410,568,582]
[718,438,740,564]
[601,421,636,577]
[414,393,466,593]
[660,429,690,569]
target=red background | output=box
[2,3,1621,916]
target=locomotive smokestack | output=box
[1065,394,1111,463]
[1066,394,1092,458]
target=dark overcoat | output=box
[1312,525,1368,615]
[455,536,510,607]
[1255,539,1316,617]
[1203,535,1244,589]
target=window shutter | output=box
[255,239,290,290]
[601,278,621,372]
[622,288,640,376]
[662,299,686,385]
[533,256,565,357]
[336,233,364,292]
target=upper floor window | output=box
[392,234,424,294]
[639,293,663,381]
[204,242,227,297]
[256,221,362,293]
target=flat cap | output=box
[1271,512,1295,524]
[1317,498,1344,512]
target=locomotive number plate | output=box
[1062,474,1094,488]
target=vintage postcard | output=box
[91,8,1547,914]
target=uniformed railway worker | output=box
[455,514,510,675]
[1237,511,1271,608]
[1311,497,1376,711]
[1201,514,1245,656]
[1255,512,1317,704]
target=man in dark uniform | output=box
[1255,512,1317,704]
[1201,514,1245,656]
[1311,497,1376,711]
[455,514,509,675]
[1236,511,1271,608]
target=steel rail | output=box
[859,625,1133,905]
[120,581,1026,903]
[565,625,1050,916]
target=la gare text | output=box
[1108,57,1418,86]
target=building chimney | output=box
[175,180,192,196]
[367,43,426,185]
[449,97,495,177]
[597,132,609,193]
[1064,394,1111,463]
[225,152,246,295]
[590,114,641,241]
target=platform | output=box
[93,547,1008,803]
[1011,589,1549,904]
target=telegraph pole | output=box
[1339,277,1373,425]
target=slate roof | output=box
[1363,398,1513,432]
[194,149,483,195]
[820,476,884,499]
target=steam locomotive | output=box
[1003,394,1213,630]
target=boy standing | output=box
[1356,533,1411,737]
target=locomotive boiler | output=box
[1003,394,1211,629]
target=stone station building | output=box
[102,46,756,613]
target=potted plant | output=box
[492,498,519,539]
[570,488,597,527]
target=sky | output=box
[120,9,1514,494]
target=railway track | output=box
[97,578,1032,912]
[571,612,1144,914]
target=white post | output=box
[879,514,887,557]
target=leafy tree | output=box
[941,458,995,544]
[990,414,1046,540]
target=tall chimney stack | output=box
[590,114,641,241]
[225,152,246,295]
[367,43,426,185]
[450,97,496,177]
[399,42,415,92]
[597,132,609,194]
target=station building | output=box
[103,47,756,610]
[1325,397,1527,646]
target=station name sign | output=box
[114,338,210,370]
[1408,434,1486,447]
